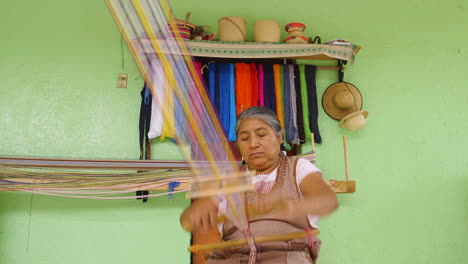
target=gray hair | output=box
[235,106,283,137]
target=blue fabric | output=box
[262,64,276,112]
[228,63,237,141]
[283,65,292,143]
[144,84,151,105]
[209,63,216,109]
[168,181,180,199]
[218,63,231,136]
[214,63,220,113]
[305,65,322,144]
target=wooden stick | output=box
[311,133,315,152]
[342,136,350,181]
[189,229,320,252]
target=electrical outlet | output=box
[117,73,128,88]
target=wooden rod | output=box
[343,136,350,181]
[311,133,316,152]
[189,229,320,252]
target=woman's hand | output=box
[180,197,219,233]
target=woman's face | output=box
[237,118,283,174]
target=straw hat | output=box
[339,110,369,131]
[322,81,369,131]
[322,82,363,120]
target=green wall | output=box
[1,0,467,263]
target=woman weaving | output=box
[181,106,338,263]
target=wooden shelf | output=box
[137,39,361,63]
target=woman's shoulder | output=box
[294,157,321,174]
[284,156,319,168]
[292,157,322,188]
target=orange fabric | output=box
[273,64,284,128]
[235,63,252,115]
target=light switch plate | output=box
[117,73,128,88]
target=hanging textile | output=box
[205,62,237,141]
[299,65,312,141]
[227,64,237,141]
[183,61,321,146]
[293,64,306,144]
[273,64,284,128]
[250,63,259,107]
[284,64,299,145]
[305,65,322,144]
[262,64,276,111]
[137,84,152,202]
[235,63,252,115]
[139,84,152,160]
[208,62,217,112]
[289,65,299,145]
[147,60,165,140]
[258,64,265,106]
[218,63,233,138]
[283,64,293,143]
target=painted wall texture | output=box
[1,0,467,263]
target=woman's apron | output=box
[207,156,321,264]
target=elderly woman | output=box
[181,106,338,263]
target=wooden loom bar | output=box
[189,229,320,252]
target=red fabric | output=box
[258,64,264,106]
[250,63,259,106]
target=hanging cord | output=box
[243,192,258,264]
[337,60,346,82]
[308,36,321,44]
[136,84,152,203]
[305,227,321,261]
[305,228,315,248]
[245,231,257,264]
